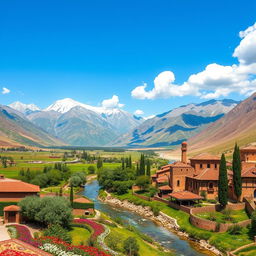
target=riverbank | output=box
[100,193,221,256]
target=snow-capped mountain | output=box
[44,98,101,114]
[8,98,144,146]
[9,101,40,115]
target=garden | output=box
[196,209,250,223]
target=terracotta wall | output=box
[190,204,250,232]
[244,197,255,215]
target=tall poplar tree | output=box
[233,143,242,201]
[70,185,74,207]
[139,154,145,175]
[146,159,151,176]
[218,153,228,208]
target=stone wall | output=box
[190,204,251,232]
[244,197,255,215]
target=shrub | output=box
[208,212,217,221]
[228,224,243,235]
[123,237,139,256]
[43,224,72,243]
[200,191,207,200]
[222,208,233,221]
[18,196,73,227]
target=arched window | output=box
[177,180,180,187]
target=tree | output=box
[139,154,145,176]
[128,155,132,168]
[136,176,150,191]
[122,158,125,170]
[233,143,242,201]
[70,185,74,207]
[18,196,73,227]
[123,237,139,256]
[218,153,228,208]
[146,159,151,176]
[88,165,95,174]
[97,157,103,169]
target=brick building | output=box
[152,143,256,202]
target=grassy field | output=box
[196,209,249,223]
[69,227,91,245]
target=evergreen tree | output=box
[128,156,132,168]
[136,162,139,176]
[122,158,125,170]
[70,185,74,207]
[218,153,228,208]
[233,143,242,201]
[139,154,145,175]
[146,159,151,176]
[97,157,103,169]
[59,187,63,197]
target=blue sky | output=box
[0,0,256,116]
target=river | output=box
[83,180,207,256]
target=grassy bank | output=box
[111,191,253,253]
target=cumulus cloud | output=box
[131,22,256,100]
[134,109,144,115]
[2,87,10,94]
[101,95,124,109]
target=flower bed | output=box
[9,225,41,248]
[39,237,111,256]
[73,219,105,240]
[0,249,37,256]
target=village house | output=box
[152,143,256,203]
[0,174,40,202]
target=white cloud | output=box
[101,95,124,109]
[131,22,256,100]
[131,71,197,99]
[134,109,144,115]
[2,87,10,94]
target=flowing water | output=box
[83,180,208,256]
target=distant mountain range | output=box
[4,96,252,149]
[0,105,63,147]
[111,99,239,147]
[186,92,256,155]
[9,98,143,147]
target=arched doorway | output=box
[3,205,21,224]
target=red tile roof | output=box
[158,185,172,191]
[190,153,220,161]
[151,174,157,178]
[156,176,168,183]
[3,205,20,212]
[241,146,256,151]
[169,191,203,200]
[242,167,256,178]
[74,197,92,204]
[0,177,40,193]
[192,168,219,180]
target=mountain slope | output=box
[0,105,64,147]
[112,99,239,147]
[23,98,143,146]
[9,101,40,115]
[187,93,256,155]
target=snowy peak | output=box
[9,101,40,114]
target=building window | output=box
[207,163,210,168]
[209,182,213,189]
[177,180,180,187]
[200,164,203,169]
[214,164,217,169]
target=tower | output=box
[181,142,187,163]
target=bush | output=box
[222,208,233,221]
[18,196,73,227]
[228,224,243,235]
[43,224,72,243]
[123,237,139,256]
[208,212,217,221]
[88,165,95,174]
